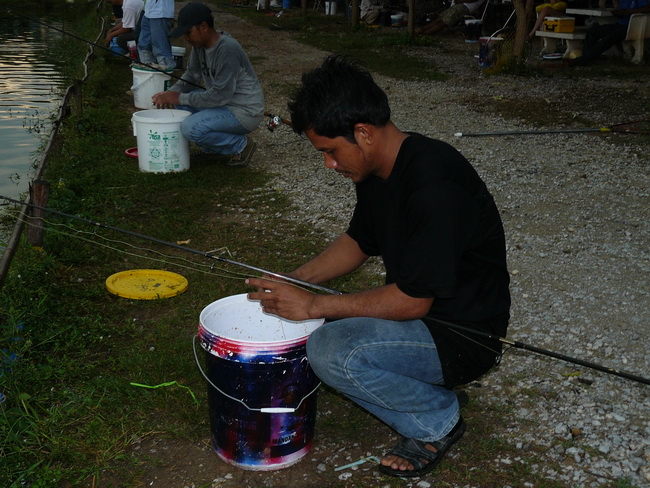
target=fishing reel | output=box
[265,112,291,132]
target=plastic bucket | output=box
[479,36,504,68]
[391,13,405,27]
[196,294,325,470]
[464,19,483,42]
[131,65,173,109]
[325,1,337,15]
[172,45,185,69]
[109,37,127,56]
[131,109,191,173]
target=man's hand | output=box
[246,277,317,321]
[151,91,180,109]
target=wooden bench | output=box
[535,27,588,57]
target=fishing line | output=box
[12,213,250,281]
[3,195,648,386]
[1,195,338,294]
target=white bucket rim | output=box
[132,109,192,124]
[131,64,174,74]
[171,46,185,54]
[200,294,324,345]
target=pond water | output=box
[0,14,68,202]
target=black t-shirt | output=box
[346,134,511,386]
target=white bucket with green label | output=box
[131,109,191,173]
[131,65,173,109]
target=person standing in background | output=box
[138,0,176,69]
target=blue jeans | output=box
[138,16,175,68]
[306,318,460,442]
[177,103,249,155]
[574,23,627,65]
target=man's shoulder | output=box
[402,133,454,154]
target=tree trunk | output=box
[511,0,535,60]
[351,0,360,27]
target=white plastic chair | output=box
[623,13,650,64]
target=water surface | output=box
[0,15,67,202]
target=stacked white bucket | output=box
[130,61,191,173]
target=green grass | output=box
[0,9,375,483]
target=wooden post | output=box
[72,79,83,117]
[27,180,50,247]
[351,0,360,27]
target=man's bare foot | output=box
[380,442,438,472]
[377,418,466,478]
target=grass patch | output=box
[0,7,379,485]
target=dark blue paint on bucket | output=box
[197,294,324,470]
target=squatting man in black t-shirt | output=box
[247,55,511,478]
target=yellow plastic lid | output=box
[106,269,188,300]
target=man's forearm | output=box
[307,283,434,321]
[290,233,368,285]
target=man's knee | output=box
[180,117,197,141]
[306,324,333,377]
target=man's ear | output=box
[354,123,374,146]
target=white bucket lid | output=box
[200,294,324,344]
[131,109,192,124]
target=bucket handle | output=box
[192,335,321,414]
[130,71,155,91]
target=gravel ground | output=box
[165,4,650,486]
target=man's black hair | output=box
[287,55,390,143]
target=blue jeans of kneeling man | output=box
[176,103,249,155]
[306,317,460,442]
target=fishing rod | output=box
[454,119,650,137]
[5,7,297,131]
[4,7,204,90]
[0,195,339,295]
[2,195,648,387]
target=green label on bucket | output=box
[148,130,161,141]
[164,80,171,91]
